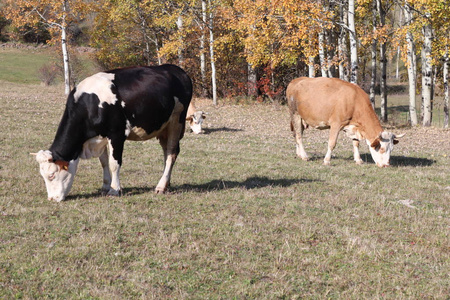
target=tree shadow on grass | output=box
[359,153,435,167]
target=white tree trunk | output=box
[404,2,418,126]
[154,38,162,65]
[208,0,217,105]
[379,42,388,122]
[396,9,402,80]
[421,21,433,127]
[176,15,184,67]
[200,0,207,97]
[61,1,70,95]
[338,0,349,81]
[369,0,377,109]
[248,64,257,97]
[348,0,358,84]
[308,56,315,78]
[377,0,387,122]
[318,30,327,77]
[444,47,449,128]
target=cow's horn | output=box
[30,152,38,156]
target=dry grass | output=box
[1,81,449,299]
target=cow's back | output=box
[287,77,366,127]
[108,65,192,135]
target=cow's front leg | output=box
[352,139,363,165]
[105,138,124,196]
[155,125,182,194]
[324,126,340,165]
[99,149,112,195]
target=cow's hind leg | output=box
[291,114,308,160]
[155,122,183,194]
[324,125,341,165]
[99,149,112,195]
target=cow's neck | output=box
[354,102,383,143]
[49,111,89,162]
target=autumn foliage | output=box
[2,0,450,125]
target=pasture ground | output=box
[0,78,449,298]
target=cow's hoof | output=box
[155,187,167,194]
[106,189,121,197]
[323,161,331,166]
[355,160,364,165]
[296,155,309,161]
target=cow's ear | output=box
[393,133,405,145]
[371,138,381,149]
[34,150,53,163]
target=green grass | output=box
[0,80,449,298]
[0,47,52,84]
[0,46,98,85]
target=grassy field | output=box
[0,46,449,298]
[0,79,449,299]
[0,45,98,84]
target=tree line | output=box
[1,0,449,127]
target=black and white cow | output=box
[32,64,192,201]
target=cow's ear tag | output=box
[55,160,69,171]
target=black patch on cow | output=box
[49,64,192,164]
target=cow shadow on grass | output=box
[359,154,435,167]
[64,176,313,200]
[119,176,316,196]
[173,176,316,193]
[202,127,243,135]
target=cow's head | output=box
[367,132,404,167]
[32,150,79,202]
[187,110,206,134]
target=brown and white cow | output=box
[32,64,192,202]
[186,102,206,134]
[287,77,404,167]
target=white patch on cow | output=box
[367,131,396,167]
[121,101,126,108]
[314,122,330,130]
[80,136,108,159]
[343,125,363,140]
[34,150,79,202]
[125,120,132,137]
[106,138,121,195]
[74,72,117,108]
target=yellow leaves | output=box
[228,0,330,68]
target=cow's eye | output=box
[48,172,56,181]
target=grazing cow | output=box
[287,77,404,167]
[32,64,192,201]
[186,102,206,134]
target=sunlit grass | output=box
[1,80,449,298]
